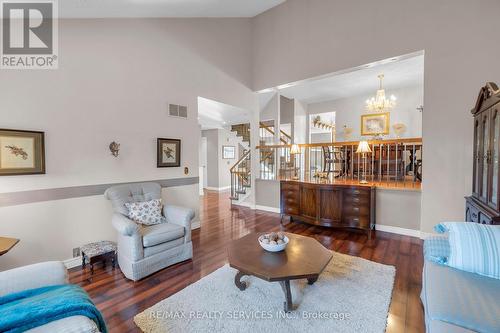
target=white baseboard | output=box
[255,205,280,213]
[232,202,279,213]
[232,201,254,208]
[375,224,421,238]
[63,256,82,269]
[205,186,231,192]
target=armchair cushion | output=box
[0,261,67,297]
[144,238,184,258]
[422,260,500,332]
[141,223,185,247]
[26,315,99,333]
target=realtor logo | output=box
[1,0,58,69]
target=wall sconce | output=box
[109,141,120,157]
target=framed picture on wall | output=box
[0,129,45,176]
[157,138,181,167]
[361,112,390,136]
[222,145,235,159]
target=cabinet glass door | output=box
[490,109,499,208]
[481,113,489,201]
[473,117,481,197]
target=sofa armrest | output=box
[163,205,194,241]
[112,213,140,236]
[423,235,450,264]
[0,261,68,297]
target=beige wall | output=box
[293,99,308,144]
[202,128,241,190]
[252,0,500,232]
[1,18,256,193]
[201,129,220,188]
[308,85,424,141]
[255,179,280,209]
[0,18,258,268]
[376,189,421,231]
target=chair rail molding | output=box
[0,177,199,207]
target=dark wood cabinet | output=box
[280,180,375,236]
[466,83,500,225]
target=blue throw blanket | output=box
[0,284,107,333]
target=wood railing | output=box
[230,150,251,201]
[259,122,291,145]
[257,138,423,185]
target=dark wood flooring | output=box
[69,190,425,333]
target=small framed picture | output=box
[157,138,181,167]
[0,129,45,176]
[222,145,236,159]
[361,112,390,136]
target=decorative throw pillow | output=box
[434,222,500,279]
[423,235,450,265]
[125,199,165,225]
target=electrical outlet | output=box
[72,247,80,258]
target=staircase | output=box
[258,122,292,180]
[229,122,292,203]
[230,123,250,144]
[229,124,251,204]
[230,150,251,202]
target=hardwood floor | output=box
[70,190,425,333]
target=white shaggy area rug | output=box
[134,251,395,333]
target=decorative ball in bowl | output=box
[258,232,289,252]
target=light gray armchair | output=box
[104,182,194,281]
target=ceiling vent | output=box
[168,104,188,119]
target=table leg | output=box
[307,277,318,285]
[234,271,247,291]
[279,280,293,312]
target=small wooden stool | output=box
[81,241,117,275]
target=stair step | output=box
[235,190,246,194]
[229,196,239,200]
[243,184,251,188]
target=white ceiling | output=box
[278,54,424,104]
[60,0,285,18]
[198,97,249,130]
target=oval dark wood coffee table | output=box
[228,232,332,312]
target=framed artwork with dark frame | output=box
[0,129,45,176]
[157,138,181,167]
[222,145,236,159]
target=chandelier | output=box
[365,74,396,112]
